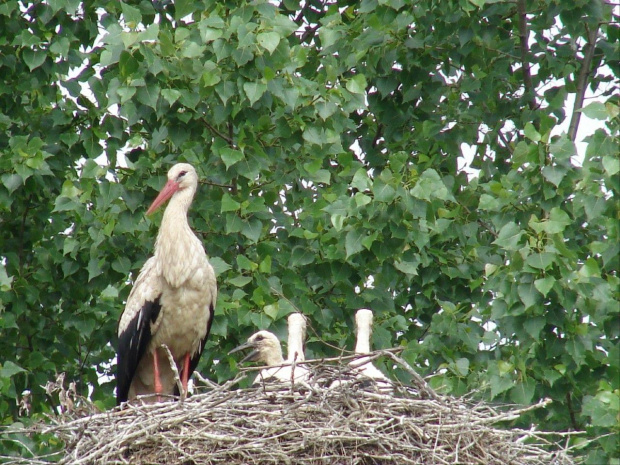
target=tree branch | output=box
[201,118,235,146]
[516,0,537,112]
[568,25,600,142]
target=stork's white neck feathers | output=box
[287,313,307,362]
[153,170,204,288]
[354,309,373,354]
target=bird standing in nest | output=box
[116,163,217,404]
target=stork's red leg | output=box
[181,352,191,396]
[153,350,162,402]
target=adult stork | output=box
[116,163,217,404]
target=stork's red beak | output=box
[146,179,180,215]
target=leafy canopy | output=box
[0,0,618,462]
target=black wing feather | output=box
[174,302,215,396]
[116,297,162,404]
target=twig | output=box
[201,118,235,145]
[516,0,537,112]
[160,344,184,401]
[381,350,441,401]
[568,24,600,141]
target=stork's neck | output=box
[287,322,306,362]
[154,187,203,287]
[355,323,372,354]
[265,346,284,366]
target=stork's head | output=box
[146,163,198,215]
[229,331,284,366]
[287,313,307,337]
[355,309,374,332]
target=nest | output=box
[8,351,578,465]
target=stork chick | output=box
[230,330,308,385]
[116,163,217,404]
[287,313,307,363]
[350,309,392,391]
[287,313,310,380]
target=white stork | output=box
[286,313,307,363]
[230,327,309,385]
[350,309,392,390]
[116,163,217,404]
[287,313,310,380]
[330,309,392,392]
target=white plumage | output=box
[330,309,392,392]
[230,315,310,385]
[116,163,217,404]
[287,313,307,363]
[349,309,391,388]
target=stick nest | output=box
[20,351,578,465]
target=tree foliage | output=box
[0,0,618,461]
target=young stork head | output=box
[146,163,198,215]
[229,331,284,366]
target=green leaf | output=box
[220,148,244,170]
[351,169,372,191]
[602,155,620,176]
[544,207,571,234]
[493,222,524,251]
[221,193,240,212]
[263,303,279,320]
[582,395,619,427]
[22,49,46,71]
[241,219,262,243]
[87,258,103,281]
[120,3,141,26]
[534,276,555,296]
[182,41,206,58]
[243,82,267,106]
[525,252,555,270]
[302,126,324,146]
[394,259,419,276]
[257,32,280,54]
[524,122,541,142]
[468,0,486,7]
[228,275,252,287]
[510,379,535,405]
[524,316,546,339]
[373,178,396,202]
[542,165,567,187]
[490,374,514,398]
[581,102,607,120]
[0,361,26,378]
[478,194,500,211]
[2,174,22,194]
[454,357,469,376]
[236,254,257,271]
[346,74,367,95]
[209,257,232,277]
[549,136,576,160]
[410,169,455,202]
[578,257,601,278]
[345,229,364,258]
[174,0,196,20]
[0,263,13,291]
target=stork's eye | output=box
[177,171,187,180]
[254,335,264,341]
